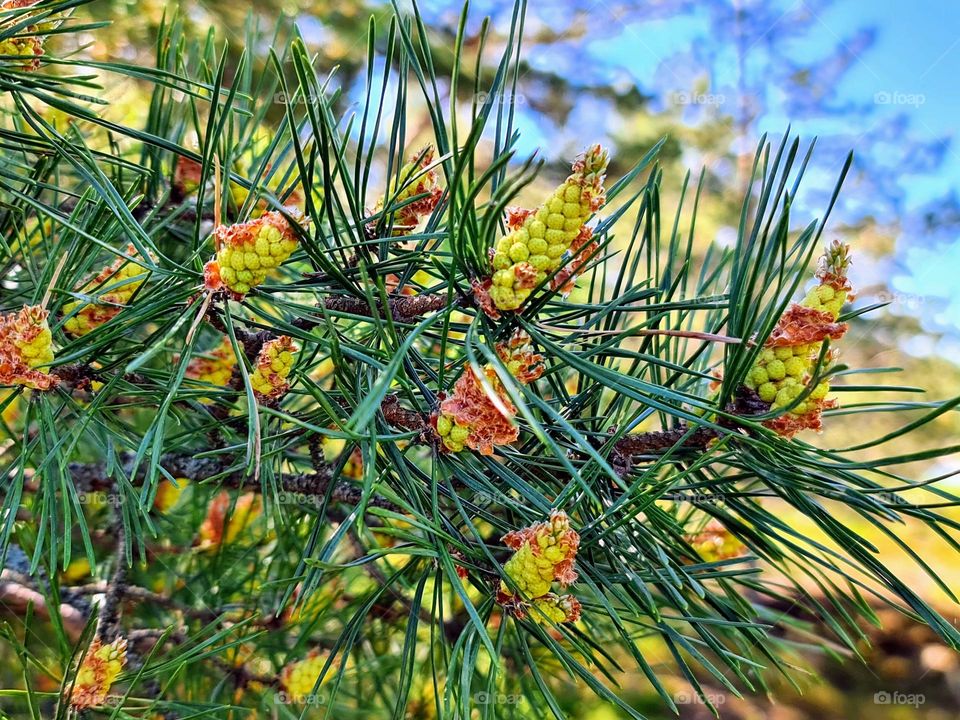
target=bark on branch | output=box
[322,292,454,322]
[67,452,401,512]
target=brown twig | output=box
[605,387,770,475]
[66,452,401,513]
[322,291,455,323]
[0,570,88,641]
[206,286,462,357]
[69,582,221,623]
[606,425,719,476]
[96,514,127,643]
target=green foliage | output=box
[0,2,958,718]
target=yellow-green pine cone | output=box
[173,156,202,197]
[745,303,838,411]
[496,330,545,384]
[686,521,747,562]
[280,650,329,702]
[0,31,44,71]
[803,239,852,319]
[13,307,53,371]
[373,146,442,235]
[63,246,151,336]
[434,412,470,452]
[756,382,776,403]
[743,242,853,437]
[250,336,296,400]
[531,596,568,623]
[501,542,556,599]
[0,1,51,71]
[488,145,609,311]
[69,636,127,710]
[783,355,807,378]
[435,413,452,437]
[743,365,768,390]
[0,305,58,390]
[530,593,582,624]
[773,382,804,411]
[534,512,579,569]
[747,351,815,415]
[204,211,298,297]
[186,337,236,388]
[389,152,432,205]
[801,282,848,319]
[500,510,581,594]
[810,381,830,400]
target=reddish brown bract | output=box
[765,304,848,348]
[0,305,58,390]
[438,367,519,455]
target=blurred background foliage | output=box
[2,1,959,717]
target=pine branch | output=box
[0,570,87,640]
[66,452,401,512]
[325,291,449,322]
[381,393,431,434]
[606,386,771,475]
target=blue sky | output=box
[577,0,960,207]
[535,0,960,338]
[781,0,960,208]
[398,0,960,339]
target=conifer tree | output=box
[1,2,958,718]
